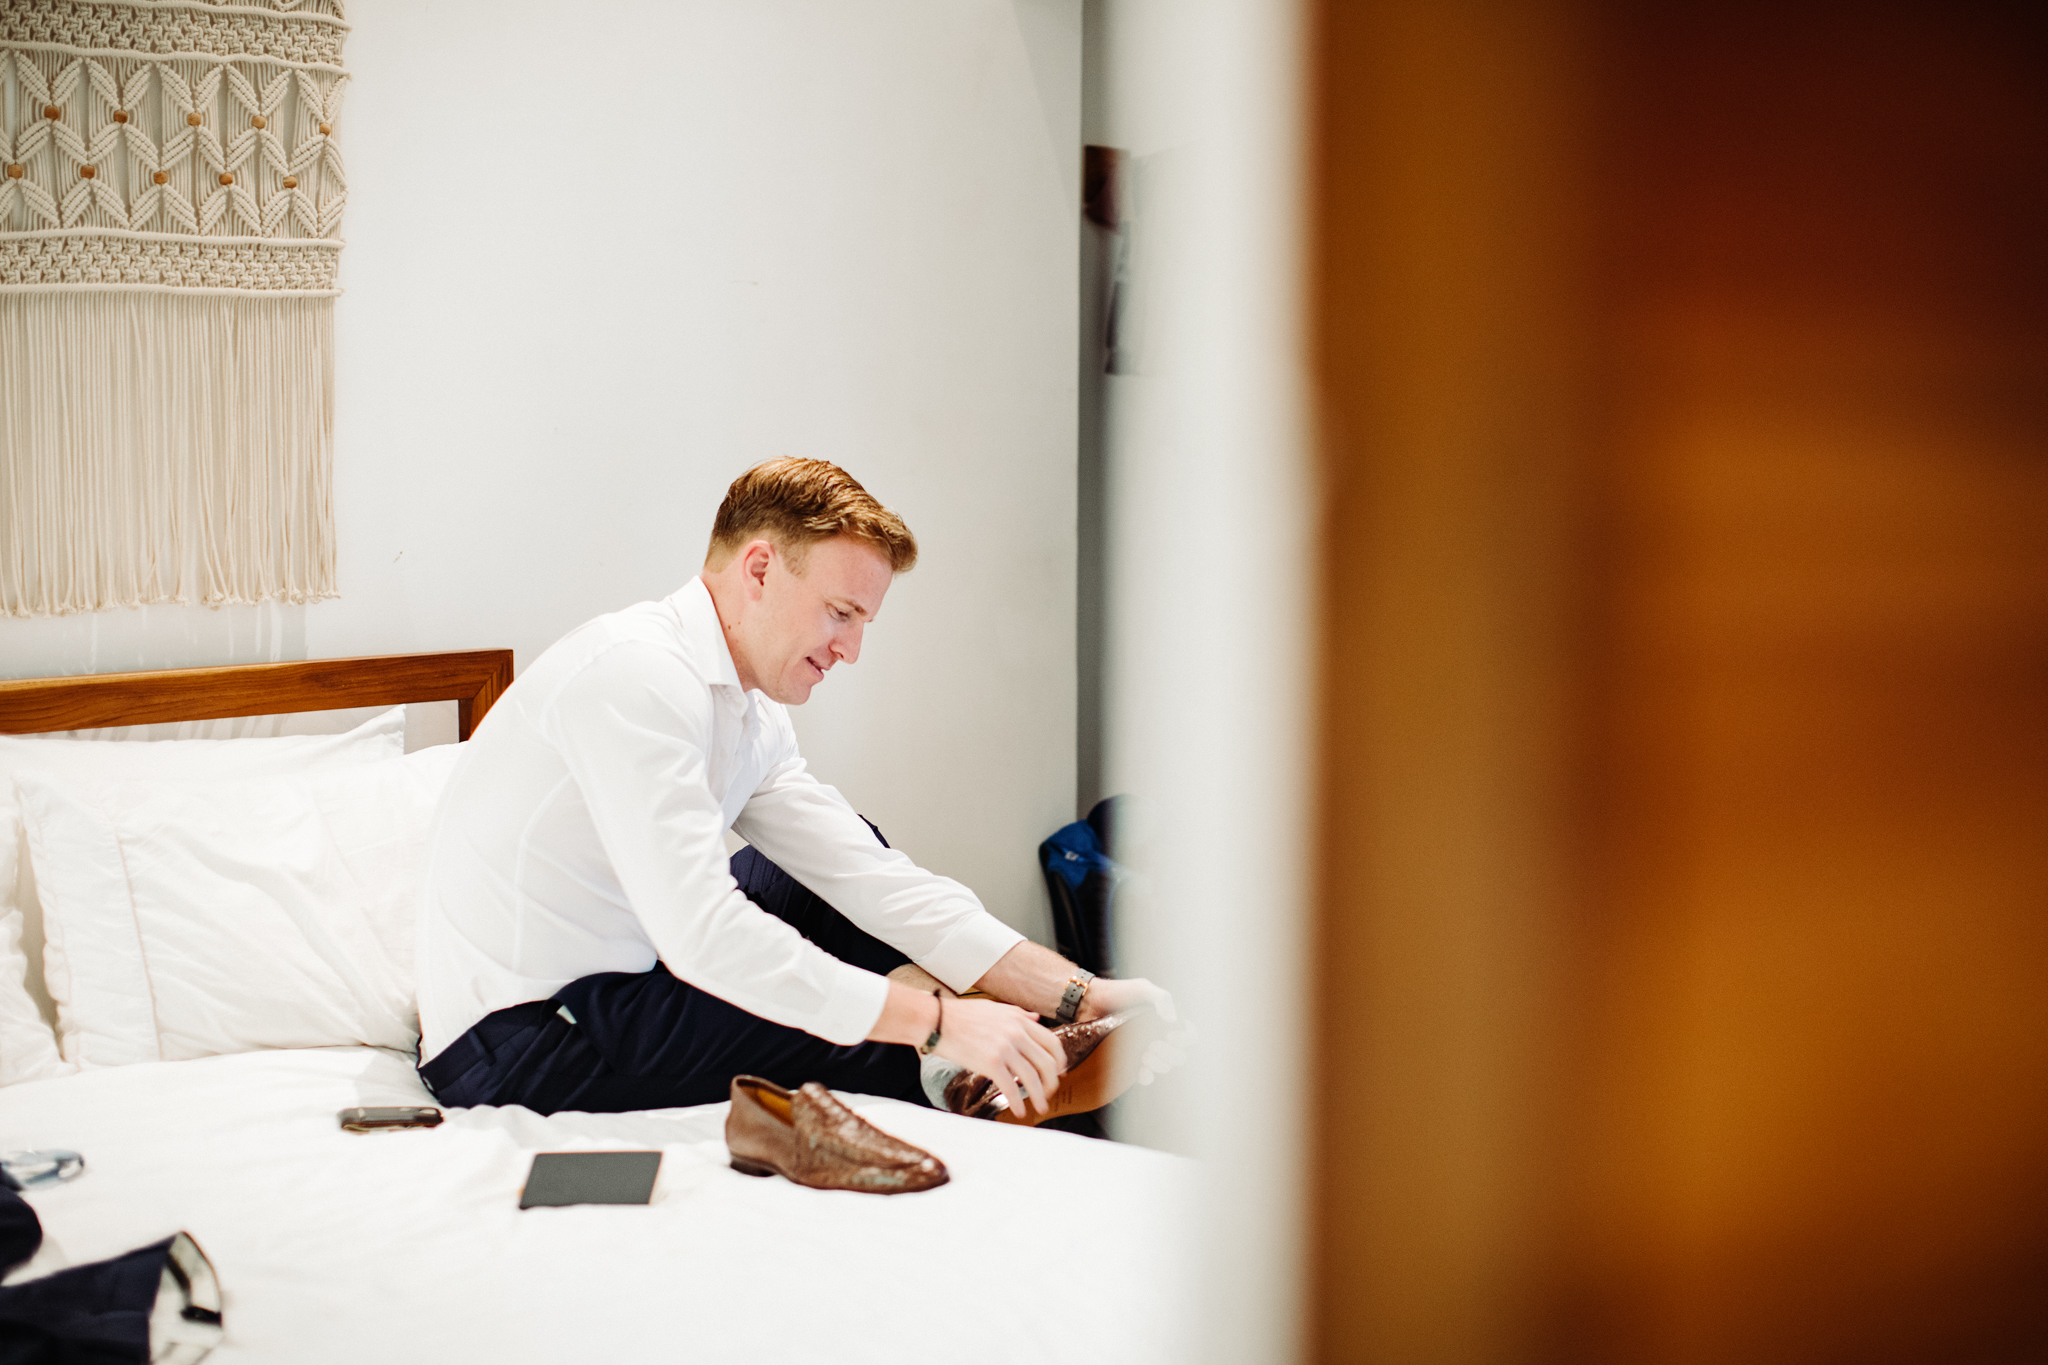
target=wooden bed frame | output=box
[0,651,515,740]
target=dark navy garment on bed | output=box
[0,1185,221,1365]
[418,829,931,1116]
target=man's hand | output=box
[869,981,1063,1118]
[972,941,1177,1026]
[1079,975,1176,1025]
[931,996,1065,1118]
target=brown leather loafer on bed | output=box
[943,1007,1167,1126]
[726,1076,949,1194]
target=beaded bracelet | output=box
[918,989,944,1055]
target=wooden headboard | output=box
[0,651,515,741]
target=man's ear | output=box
[741,539,775,598]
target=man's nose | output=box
[834,622,863,666]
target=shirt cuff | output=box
[812,960,894,1047]
[917,912,1028,995]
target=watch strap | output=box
[1055,970,1095,1024]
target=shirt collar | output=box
[666,576,747,697]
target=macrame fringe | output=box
[0,289,336,617]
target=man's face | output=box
[749,535,894,704]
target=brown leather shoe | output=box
[943,1007,1167,1126]
[726,1076,949,1193]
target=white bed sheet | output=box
[0,1048,1195,1362]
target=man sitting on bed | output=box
[414,457,1170,1122]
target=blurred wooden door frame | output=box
[1307,2,2048,1361]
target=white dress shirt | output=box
[415,577,1025,1063]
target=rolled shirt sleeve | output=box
[545,645,891,1046]
[733,740,1027,994]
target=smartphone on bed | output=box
[338,1106,443,1133]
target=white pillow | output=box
[19,742,460,1068]
[0,830,49,1083]
[0,708,407,1082]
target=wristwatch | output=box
[1055,969,1095,1024]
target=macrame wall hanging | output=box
[0,0,349,618]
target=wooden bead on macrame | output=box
[251,115,266,129]
[219,172,234,186]
[282,176,299,189]
[4,165,20,179]
[79,165,95,179]
[317,121,331,135]
[153,170,169,184]
[187,111,203,126]
[113,110,129,124]
[43,104,59,119]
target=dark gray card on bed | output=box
[518,1151,663,1209]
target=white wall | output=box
[0,1,1080,939]
[1089,0,1310,1361]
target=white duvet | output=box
[0,1048,1195,1362]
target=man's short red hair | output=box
[705,457,918,573]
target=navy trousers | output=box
[418,835,930,1116]
[0,1184,214,1364]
